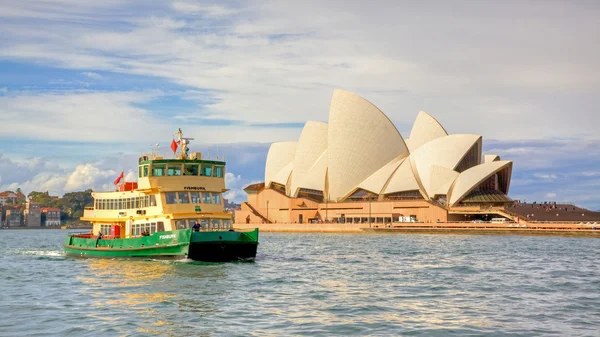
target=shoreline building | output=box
[25,200,42,227]
[0,192,17,206]
[236,89,514,225]
[41,207,62,226]
[5,209,22,227]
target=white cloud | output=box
[0,155,131,196]
[171,2,238,16]
[545,193,557,198]
[533,173,557,180]
[0,0,597,142]
[81,72,102,79]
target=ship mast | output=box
[176,128,194,160]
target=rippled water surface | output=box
[1,230,599,336]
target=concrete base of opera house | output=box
[233,222,600,237]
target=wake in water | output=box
[18,250,64,257]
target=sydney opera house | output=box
[236,89,514,225]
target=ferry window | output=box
[131,224,139,236]
[138,166,143,178]
[100,224,112,236]
[175,219,187,229]
[165,192,177,204]
[223,219,231,229]
[141,196,147,208]
[150,222,156,233]
[212,193,221,205]
[167,164,182,176]
[187,219,200,229]
[134,197,140,209]
[202,192,212,204]
[200,219,210,229]
[143,165,149,177]
[118,199,123,209]
[157,221,165,232]
[184,164,199,176]
[150,195,157,207]
[102,200,107,210]
[178,192,190,204]
[126,198,131,209]
[190,192,201,204]
[152,164,166,176]
[200,164,212,177]
[211,219,221,230]
[213,166,223,178]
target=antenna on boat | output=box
[153,143,160,159]
[176,128,194,160]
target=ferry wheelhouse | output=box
[64,129,259,261]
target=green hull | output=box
[64,228,259,261]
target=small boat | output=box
[63,129,259,262]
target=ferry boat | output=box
[63,129,259,262]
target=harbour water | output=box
[0,230,598,336]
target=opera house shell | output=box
[238,89,513,225]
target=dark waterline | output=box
[0,230,599,336]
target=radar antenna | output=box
[176,128,195,160]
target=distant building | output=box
[5,210,22,227]
[0,192,17,205]
[41,207,62,226]
[25,200,41,227]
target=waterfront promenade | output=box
[235,221,600,237]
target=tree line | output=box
[1,189,93,223]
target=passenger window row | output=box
[96,195,157,210]
[139,164,224,178]
[165,192,221,205]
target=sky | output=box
[0,0,598,209]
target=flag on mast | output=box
[171,139,179,154]
[113,171,124,185]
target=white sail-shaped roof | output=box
[483,154,501,163]
[448,160,513,206]
[383,157,421,195]
[271,161,294,188]
[406,111,448,152]
[264,142,297,187]
[291,150,328,195]
[428,165,460,196]
[290,121,328,196]
[327,89,409,201]
[410,134,482,197]
[358,155,406,194]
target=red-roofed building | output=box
[0,192,17,205]
[41,207,62,226]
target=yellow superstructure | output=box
[81,130,232,237]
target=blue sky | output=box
[0,1,598,209]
